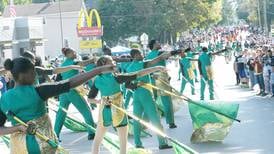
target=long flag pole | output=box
[110,103,198,154]
[48,99,121,152]
[139,82,241,122]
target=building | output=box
[0,17,44,64]
[2,0,83,60]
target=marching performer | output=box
[0,57,114,153]
[145,40,177,129]
[88,56,166,154]
[54,48,97,141]
[127,48,181,149]
[198,47,214,100]
[179,48,195,95]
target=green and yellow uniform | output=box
[0,81,70,153]
[84,63,96,88]
[88,73,135,127]
[54,58,95,138]
[198,52,214,100]
[118,61,133,109]
[126,60,169,147]
[187,51,198,82]
[145,50,175,125]
[179,57,195,95]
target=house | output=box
[2,0,84,60]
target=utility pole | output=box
[257,0,262,29]
[263,0,268,35]
[58,0,64,48]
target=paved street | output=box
[1,57,273,154]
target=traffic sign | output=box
[140,33,148,45]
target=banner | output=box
[80,40,102,49]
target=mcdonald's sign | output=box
[77,8,103,37]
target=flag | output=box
[1,136,10,148]
[188,102,239,143]
[9,0,16,17]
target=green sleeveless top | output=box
[179,57,191,78]
[61,58,79,80]
[126,60,151,83]
[0,86,46,125]
[145,50,166,67]
[94,73,121,96]
[198,52,212,76]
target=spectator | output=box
[247,51,257,90]
[254,49,267,96]
[262,50,272,95]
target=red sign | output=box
[77,27,103,37]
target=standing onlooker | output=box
[271,50,274,97]
[247,51,257,90]
[234,53,240,85]
[262,50,273,95]
[254,49,267,96]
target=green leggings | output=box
[124,89,133,109]
[133,87,168,147]
[160,95,174,124]
[54,89,95,137]
[180,77,195,95]
[200,78,214,100]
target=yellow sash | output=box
[10,114,57,154]
[100,92,127,127]
[206,66,214,80]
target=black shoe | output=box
[169,123,177,129]
[159,144,173,150]
[136,145,144,149]
[57,137,62,143]
[261,92,268,97]
[88,133,95,140]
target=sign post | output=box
[77,8,103,53]
[140,33,148,56]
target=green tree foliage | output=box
[98,0,223,44]
[221,0,237,25]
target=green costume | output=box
[145,50,175,125]
[198,52,214,100]
[195,43,202,53]
[126,60,169,147]
[179,56,195,95]
[54,58,95,138]
[90,73,128,127]
[118,61,133,109]
[208,43,214,52]
[0,81,70,153]
[187,51,198,82]
[85,63,96,88]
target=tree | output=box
[98,0,223,45]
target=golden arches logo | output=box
[77,8,102,29]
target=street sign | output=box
[77,27,103,37]
[80,40,102,49]
[140,33,148,45]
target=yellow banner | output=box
[79,40,102,49]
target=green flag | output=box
[1,136,10,148]
[171,139,198,154]
[188,102,239,143]
[64,117,88,132]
